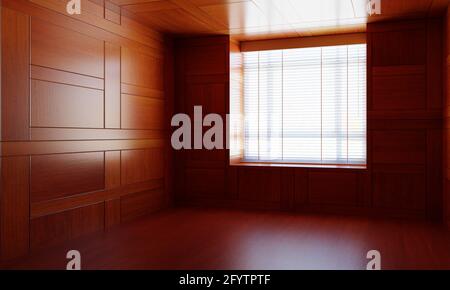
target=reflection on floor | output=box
[2,207,450,270]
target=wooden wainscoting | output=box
[0,0,173,261]
[174,19,443,222]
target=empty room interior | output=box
[2,0,450,271]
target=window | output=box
[242,44,366,166]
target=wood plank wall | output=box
[0,0,172,261]
[445,6,450,229]
[174,18,443,221]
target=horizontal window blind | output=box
[243,44,366,165]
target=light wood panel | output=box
[0,0,170,261]
[31,80,105,128]
[31,18,105,78]
[112,0,449,41]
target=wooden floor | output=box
[2,207,450,270]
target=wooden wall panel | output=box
[121,148,165,185]
[1,8,30,141]
[105,43,122,129]
[0,0,170,260]
[31,152,105,203]
[121,94,165,129]
[174,19,443,221]
[445,6,450,229]
[121,189,165,222]
[0,157,30,260]
[30,203,105,250]
[122,47,163,90]
[31,18,104,78]
[308,172,359,205]
[31,80,104,128]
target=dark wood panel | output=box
[372,131,427,165]
[105,43,122,128]
[1,7,30,141]
[31,179,164,219]
[121,94,165,129]
[105,151,121,189]
[371,27,427,66]
[372,71,427,110]
[120,189,165,222]
[185,168,226,198]
[31,18,104,78]
[309,171,359,205]
[105,199,121,229]
[238,168,281,202]
[185,43,228,75]
[0,157,30,260]
[30,203,105,250]
[373,171,426,211]
[31,152,105,203]
[31,80,104,128]
[121,148,165,185]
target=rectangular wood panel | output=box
[121,189,165,222]
[1,8,30,141]
[372,71,426,110]
[31,65,104,90]
[309,171,359,205]
[122,47,163,89]
[105,43,121,128]
[31,80,104,128]
[372,131,427,165]
[0,156,30,260]
[105,151,121,189]
[185,168,226,198]
[373,171,426,211]
[121,94,164,129]
[30,203,105,250]
[371,28,427,66]
[105,199,121,229]
[31,152,105,203]
[121,148,164,185]
[31,18,104,78]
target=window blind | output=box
[243,44,366,165]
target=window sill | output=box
[230,161,367,170]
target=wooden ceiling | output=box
[110,0,450,40]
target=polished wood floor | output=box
[2,207,450,270]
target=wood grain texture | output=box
[31,152,105,203]
[121,148,165,185]
[1,8,30,141]
[0,157,30,260]
[31,18,105,78]
[31,80,104,128]
[4,208,450,270]
[120,189,165,222]
[30,203,105,250]
[1,0,169,261]
[105,43,122,129]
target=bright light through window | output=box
[242,44,366,165]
